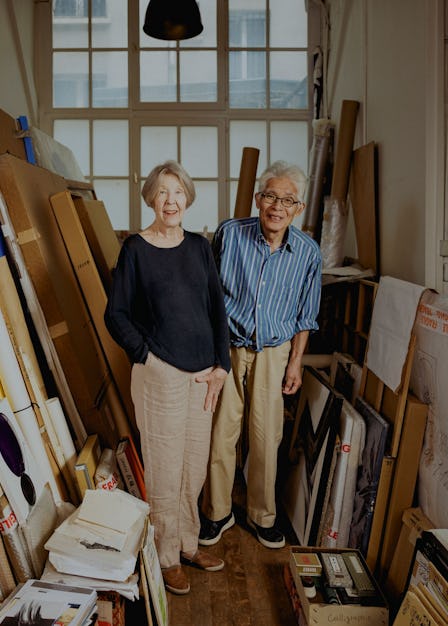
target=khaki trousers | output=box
[131,352,212,569]
[202,342,290,528]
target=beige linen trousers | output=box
[131,351,213,569]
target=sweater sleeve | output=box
[104,240,149,364]
[205,239,231,372]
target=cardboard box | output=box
[385,507,434,601]
[289,547,389,625]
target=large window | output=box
[36,0,320,232]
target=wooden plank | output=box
[350,142,379,274]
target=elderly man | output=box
[199,160,322,548]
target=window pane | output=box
[270,0,307,48]
[183,181,218,232]
[181,127,217,177]
[181,0,217,48]
[140,51,176,102]
[229,121,267,178]
[92,0,127,48]
[92,52,128,107]
[53,119,90,175]
[270,121,308,170]
[53,52,89,108]
[180,51,216,102]
[94,179,129,230]
[93,120,128,175]
[141,127,178,176]
[52,1,88,48]
[270,51,307,109]
[229,1,265,47]
[229,51,266,108]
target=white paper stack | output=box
[0,579,97,626]
[44,489,149,582]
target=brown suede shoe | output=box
[162,565,190,595]
[181,550,225,572]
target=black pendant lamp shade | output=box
[143,0,204,41]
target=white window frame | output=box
[35,1,321,232]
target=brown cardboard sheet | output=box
[0,108,27,161]
[72,196,120,293]
[50,190,135,435]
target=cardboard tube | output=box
[330,100,359,201]
[233,147,259,218]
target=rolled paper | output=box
[45,397,79,504]
[303,119,334,240]
[0,488,34,581]
[320,196,348,269]
[234,147,260,218]
[0,523,16,599]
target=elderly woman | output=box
[104,160,230,595]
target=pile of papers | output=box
[0,579,97,625]
[44,489,149,582]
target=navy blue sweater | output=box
[104,232,231,373]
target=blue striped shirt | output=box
[212,217,322,351]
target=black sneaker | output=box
[247,517,285,548]
[198,512,235,546]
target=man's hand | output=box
[195,367,228,411]
[282,360,303,395]
[282,330,309,395]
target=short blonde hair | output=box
[141,160,196,207]
[257,160,307,200]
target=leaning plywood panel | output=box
[50,190,136,436]
[0,154,119,449]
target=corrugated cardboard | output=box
[0,154,119,448]
[289,547,389,625]
[385,507,434,602]
[72,196,120,294]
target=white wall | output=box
[326,0,428,286]
[0,0,37,123]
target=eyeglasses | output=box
[260,192,300,209]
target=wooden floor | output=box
[166,469,298,626]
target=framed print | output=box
[283,366,343,546]
[348,396,390,555]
